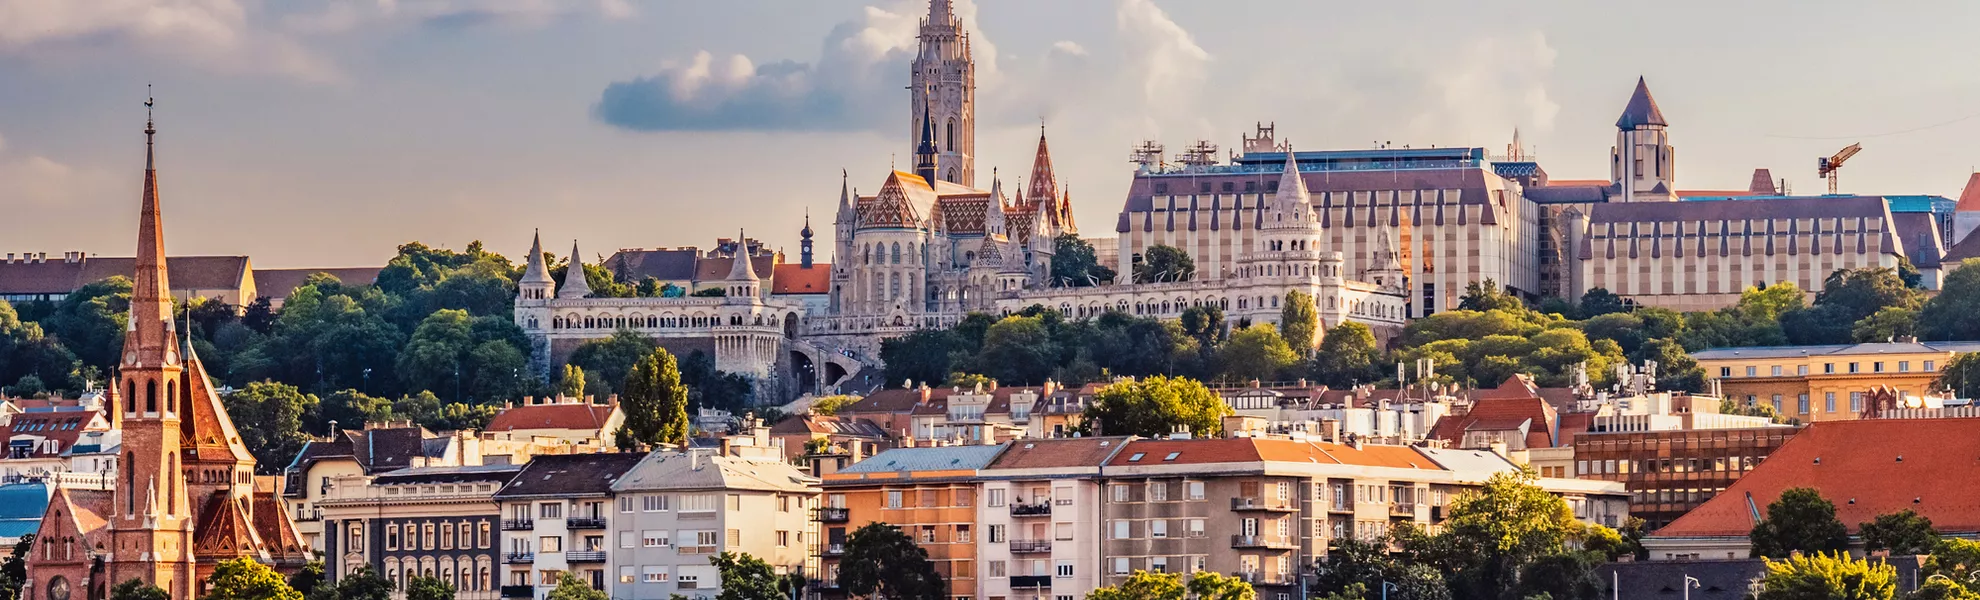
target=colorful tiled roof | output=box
[771,263,831,295]
[485,402,616,432]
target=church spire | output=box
[1026,122,1059,210]
[521,229,553,286]
[129,91,176,369]
[915,89,939,185]
[559,241,594,299]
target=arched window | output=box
[145,380,156,413]
[125,451,136,515]
[166,379,177,415]
[891,242,901,264]
[946,119,955,152]
[125,380,135,413]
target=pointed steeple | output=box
[984,175,1007,237]
[521,229,553,286]
[559,241,594,299]
[1616,76,1668,130]
[1275,146,1310,208]
[837,169,854,218]
[729,231,760,282]
[127,92,177,368]
[915,90,939,185]
[1027,123,1058,203]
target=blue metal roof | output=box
[0,483,49,540]
[840,444,1006,474]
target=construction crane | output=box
[1817,143,1862,195]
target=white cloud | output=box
[284,0,638,34]
[1113,0,1211,137]
[0,0,342,83]
[0,155,118,208]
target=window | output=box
[1874,361,1885,373]
[1900,361,1911,372]
[886,491,904,508]
[618,531,634,549]
[1719,367,1732,378]
[1746,366,1757,377]
[386,524,400,551]
[539,502,563,519]
[777,531,789,547]
[459,521,473,549]
[988,489,1006,507]
[1151,520,1168,538]
[1055,523,1074,541]
[1771,365,1783,377]
[619,567,633,584]
[619,497,633,513]
[642,567,669,583]
[1798,365,1809,376]
[1188,519,1205,538]
[539,536,562,553]
[422,524,435,550]
[1151,557,1168,573]
[1849,362,1860,374]
[680,495,718,513]
[479,523,492,548]
[696,530,719,547]
[1185,481,1205,500]
[1825,363,1836,374]
[1797,394,1810,414]
[1147,482,1167,502]
[1850,392,1864,413]
[956,524,971,543]
[1771,394,1783,413]
[988,561,1007,578]
[1927,360,1937,371]
[919,526,936,543]
[988,525,1005,543]
[1112,521,1130,539]
[642,495,669,512]
[1110,484,1130,502]
[642,530,669,547]
[1825,392,1836,413]
[727,529,741,547]
[1112,558,1130,575]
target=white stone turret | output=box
[727,230,761,300]
[559,240,594,299]
[519,229,554,302]
[1366,227,1406,292]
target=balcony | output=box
[293,510,323,523]
[1236,572,1295,586]
[503,552,535,564]
[501,519,534,530]
[819,542,847,557]
[1009,539,1053,554]
[500,584,535,598]
[816,507,850,523]
[567,517,606,529]
[1009,502,1052,518]
[1010,575,1052,588]
[1328,502,1352,514]
[1431,505,1446,522]
[565,551,606,562]
[677,545,718,555]
[1230,497,1297,512]
[1230,535,1298,550]
[1390,503,1417,517]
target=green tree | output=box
[404,575,455,600]
[1216,324,1298,383]
[1404,468,1581,599]
[287,561,326,598]
[567,329,658,396]
[839,523,945,600]
[1925,538,1980,581]
[1133,244,1196,283]
[1910,579,1980,600]
[1859,509,1939,555]
[1754,552,1895,600]
[1082,376,1229,438]
[1853,306,1919,343]
[975,316,1060,384]
[691,287,727,297]
[1578,288,1629,317]
[559,364,586,398]
[1311,538,1450,600]
[880,329,971,388]
[1751,487,1850,558]
[110,579,170,600]
[1459,279,1524,312]
[201,557,303,600]
[330,565,393,600]
[1815,267,1919,323]
[39,276,132,371]
[1279,290,1318,354]
[1312,320,1382,387]
[1179,305,1226,346]
[1086,571,1184,600]
[810,395,859,416]
[223,382,320,474]
[678,350,754,412]
[710,552,784,600]
[1052,234,1117,286]
[619,349,690,449]
[1514,551,1604,600]
[545,572,607,600]
[1921,261,1980,341]
[1186,572,1256,600]
[0,534,32,600]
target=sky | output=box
[3,0,1980,269]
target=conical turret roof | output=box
[728,231,760,282]
[559,240,594,299]
[520,230,553,286]
[1616,76,1668,129]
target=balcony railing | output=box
[500,584,535,598]
[677,545,717,555]
[1230,535,1298,549]
[816,507,850,523]
[1010,502,1052,517]
[293,509,323,522]
[1236,572,1295,585]
[1009,539,1053,554]
[819,543,847,557]
[567,517,607,529]
[1391,503,1417,516]
[565,551,607,562]
[1010,575,1052,588]
[503,552,535,564]
[1230,497,1297,512]
[501,519,534,530]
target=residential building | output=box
[769,414,892,464]
[482,397,624,450]
[1571,426,1799,530]
[976,438,1127,600]
[1692,341,1980,421]
[0,401,111,482]
[493,453,647,599]
[1645,418,1980,560]
[611,448,819,600]
[316,464,521,598]
[817,444,1004,599]
[286,424,532,552]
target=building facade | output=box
[609,448,818,600]
[493,453,647,599]
[1692,341,1980,422]
[316,464,518,599]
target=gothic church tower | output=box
[911,0,974,187]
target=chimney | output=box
[36,252,45,262]
[5,253,12,262]
[606,394,619,407]
[989,380,998,391]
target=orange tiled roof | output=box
[1959,173,1980,212]
[1109,438,1260,465]
[989,437,1129,469]
[1655,418,1980,538]
[772,263,831,295]
[486,402,615,432]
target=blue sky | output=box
[3,0,1978,268]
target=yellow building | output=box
[1693,341,1980,422]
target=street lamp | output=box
[1683,575,1700,600]
[1380,581,1398,600]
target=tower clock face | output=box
[46,576,69,600]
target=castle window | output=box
[145,381,156,413]
[891,243,901,264]
[946,119,956,152]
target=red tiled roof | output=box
[692,255,774,282]
[485,402,616,432]
[1958,173,1980,213]
[1546,179,1611,187]
[772,263,831,295]
[1430,377,1560,448]
[1655,418,1980,538]
[842,387,948,415]
[989,437,1128,469]
[0,410,104,457]
[1109,439,1260,466]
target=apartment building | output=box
[1570,426,1799,530]
[818,444,1004,599]
[492,453,647,599]
[1692,341,1980,422]
[976,438,1128,600]
[611,448,818,599]
[316,464,522,600]
[1095,438,1627,600]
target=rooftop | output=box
[493,452,647,499]
[1691,341,1980,361]
[837,444,1006,475]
